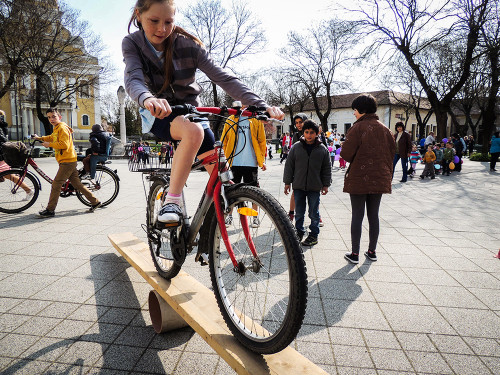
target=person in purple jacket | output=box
[123,0,284,225]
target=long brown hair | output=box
[128,0,204,94]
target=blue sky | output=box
[65,0,337,94]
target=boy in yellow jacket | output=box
[420,144,436,180]
[221,104,267,227]
[33,108,100,217]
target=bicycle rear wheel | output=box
[76,166,119,207]
[0,170,39,213]
[146,179,182,279]
[207,185,308,354]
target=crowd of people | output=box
[275,94,499,262]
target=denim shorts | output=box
[150,114,215,156]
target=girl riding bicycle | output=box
[123,0,284,225]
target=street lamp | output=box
[117,86,126,145]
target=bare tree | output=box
[0,0,113,134]
[349,0,490,140]
[264,68,310,134]
[449,54,489,139]
[279,18,360,129]
[181,0,266,106]
[383,56,434,140]
[0,0,51,98]
[477,0,500,152]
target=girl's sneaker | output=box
[364,250,377,261]
[344,252,359,264]
[158,203,183,224]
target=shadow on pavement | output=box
[2,253,192,374]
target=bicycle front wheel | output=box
[0,170,39,214]
[207,185,308,354]
[146,179,182,279]
[77,166,119,207]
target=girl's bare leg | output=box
[168,117,214,195]
[4,173,32,192]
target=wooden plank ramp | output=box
[108,232,328,375]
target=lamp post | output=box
[117,86,126,145]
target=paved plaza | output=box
[1,156,499,374]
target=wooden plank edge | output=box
[108,232,329,375]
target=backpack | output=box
[105,134,112,156]
[1,142,29,167]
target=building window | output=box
[82,115,89,126]
[79,81,90,98]
[345,123,351,133]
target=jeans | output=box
[393,154,408,181]
[349,194,382,253]
[294,189,320,237]
[90,155,108,179]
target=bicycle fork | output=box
[213,181,260,273]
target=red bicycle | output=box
[135,104,308,354]
[0,139,120,214]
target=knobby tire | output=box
[206,185,308,354]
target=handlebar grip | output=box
[169,104,197,117]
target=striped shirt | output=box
[122,31,266,109]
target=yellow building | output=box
[0,1,101,140]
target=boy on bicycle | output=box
[33,108,101,217]
[82,124,111,179]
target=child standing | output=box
[328,141,335,167]
[283,120,331,246]
[442,142,456,176]
[420,145,436,179]
[434,143,443,175]
[338,142,346,169]
[408,144,421,177]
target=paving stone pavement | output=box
[0,156,499,374]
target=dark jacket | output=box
[394,131,412,156]
[341,113,395,194]
[90,130,111,155]
[291,130,303,144]
[122,31,266,108]
[453,138,464,155]
[283,137,331,192]
[0,124,9,161]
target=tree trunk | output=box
[35,75,52,135]
[481,48,500,153]
[211,82,219,107]
[0,68,17,99]
[434,108,449,142]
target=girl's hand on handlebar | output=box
[266,106,285,121]
[144,97,172,119]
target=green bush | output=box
[469,153,491,162]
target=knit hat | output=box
[92,124,104,133]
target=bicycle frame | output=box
[184,143,259,269]
[27,158,54,185]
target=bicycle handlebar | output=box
[169,104,277,122]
